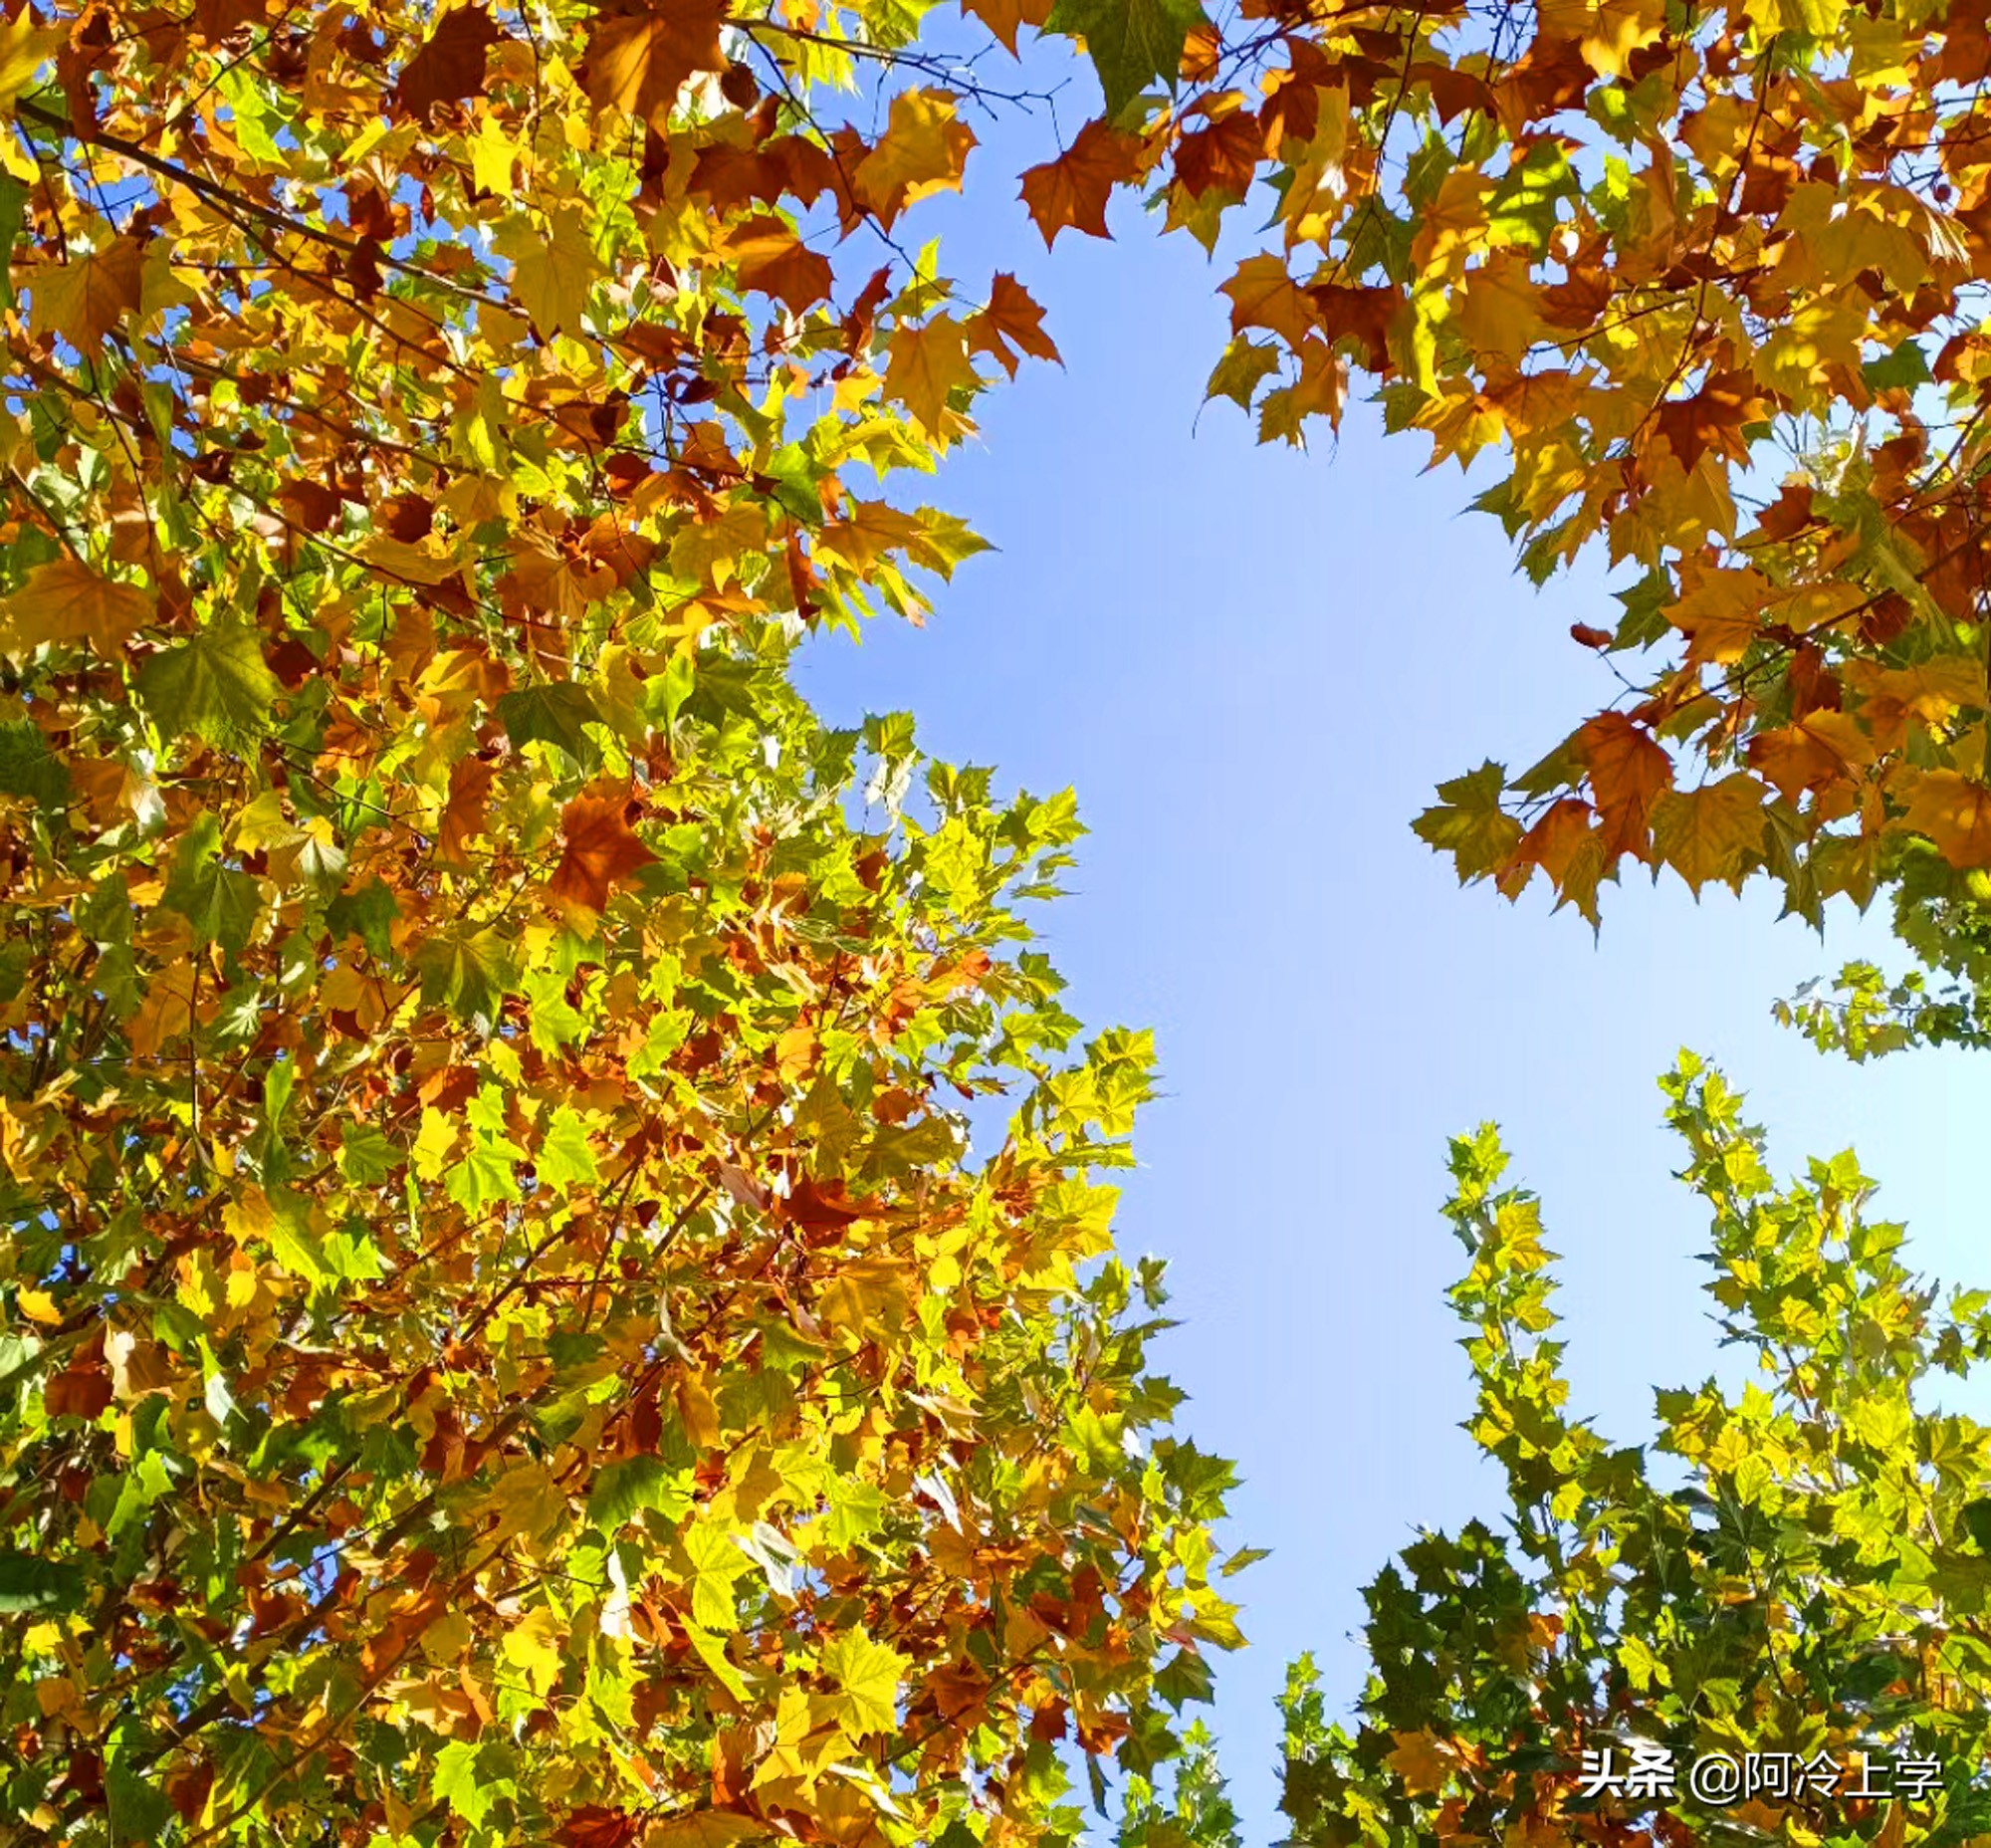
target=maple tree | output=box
[1279,1055,1991,1848]
[0,3,1250,1844]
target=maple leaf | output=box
[1386,1729,1455,1796]
[853,89,977,227]
[1220,254,1318,347]
[961,0,1054,52]
[1574,713,1672,860]
[0,558,153,657]
[554,1809,644,1848]
[550,789,658,915]
[493,206,603,336]
[1653,368,1769,473]
[394,6,501,118]
[966,273,1060,377]
[135,623,281,747]
[1649,775,1766,893]
[1045,0,1208,117]
[822,1629,910,1739]
[1019,118,1143,245]
[727,215,835,314]
[643,1814,767,1848]
[1900,769,1991,868]
[0,12,63,112]
[886,314,979,435]
[1414,762,1523,881]
[30,235,143,349]
[578,0,729,126]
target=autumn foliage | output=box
[10,0,1991,1834]
[0,2,1244,1843]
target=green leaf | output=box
[1412,762,1523,881]
[1861,339,1931,392]
[325,877,400,959]
[588,1455,687,1529]
[1043,0,1206,117]
[0,1550,88,1613]
[160,812,261,954]
[498,681,605,768]
[414,926,519,1031]
[106,1720,174,1844]
[136,623,282,748]
[432,1738,496,1829]
[0,718,70,807]
[1960,1498,1991,1554]
[537,1104,600,1191]
[338,1121,401,1185]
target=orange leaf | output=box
[1575,712,1672,859]
[550,789,657,916]
[1220,253,1318,348]
[1745,711,1873,805]
[578,0,728,126]
[727,216,835,313]
[1900,768,1991,868]
[960,0,1052,52]
[1018,118,1142,246]
[965,273,1060,377]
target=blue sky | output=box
[793,74,1991,1843]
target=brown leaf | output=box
[394,5,501,118]
[550,790,657,915]
[1019,118,1143,246]
[1575,711,1673,859]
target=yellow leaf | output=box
[0,12,63,112]
[1386,1729,1455,1796]
[1456,255,1546,363]
[468,111,518,195]
[0,558,154,658]
[644,1811,769,1848]
[17,1287,60,1324]
[501,1605,564,1694]
[853,90,977,224]
[493,206,602,337]
[30,236,145,350]
[821,1629,909,1741]
[884,314,979,435]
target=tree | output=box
[0,6,1242,1844]
[1278,1055,1991,1848]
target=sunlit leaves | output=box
[0,558,152,657]
[0,0,1240,1841]
[1287,1059,1991,1848]
[134,624,281,749]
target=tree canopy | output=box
[7,0,1991,1840]
[0,3,1244,1843]
[1279,1059,1991,1848]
